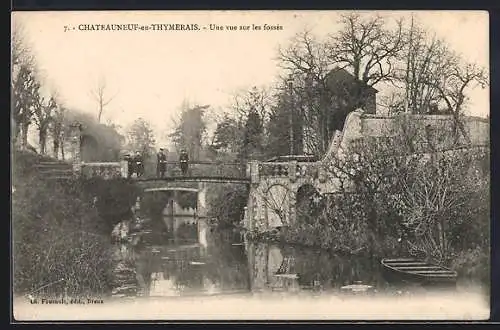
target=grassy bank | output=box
[12,151,118,298]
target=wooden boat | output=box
[381,258,457,287]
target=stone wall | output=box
[245,109,490,232]
[337,110,489,152]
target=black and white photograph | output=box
[11,10,490,320]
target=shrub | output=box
[12,168,115,297]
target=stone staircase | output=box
[33,161,74,180]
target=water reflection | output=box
[246,242,388,294]
[111,230,251,297]
[111,231,449,299]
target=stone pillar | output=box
[249,161,260,184]
[69,122,82,176]
[120,160,128,178]
[198,217,208,247]
[197,182,207,218]
[288,187,296,227]
[288,160,297,183]
[197,182,208,246]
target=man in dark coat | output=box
[125,153,134,178]
[133,151,144,177]
[179,149,189,176]
[156,148,167,178]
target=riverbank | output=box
[245,227,490,288]
[12,150,118,298]
[13,288,489,321]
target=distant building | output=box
[325,67,378,115]
[301,67,379,155]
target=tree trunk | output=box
[61,142,65,160]
[39,130,47,154]
[53,139,60,159]
[21,122,29,150]
[13,122,21,149]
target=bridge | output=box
[138,186,211,245]
[136,176,250,184]
[61,110,489,235]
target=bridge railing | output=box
[258,161,320,180]
[81,162,125,179]
[134,161,248,179]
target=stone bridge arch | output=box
[264,183,290,229]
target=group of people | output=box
[125,148,190,178]
[125,151,145,178]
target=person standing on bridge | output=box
[125,153,135,178]
[134,151,144,177]
[179,149,189,176]
[156,148,167,178]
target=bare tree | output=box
[277,31,335,156]
[328,115,489,262]
[275,15,404,157]
[259,183,293,228]
[32,95,57,154]
[50,104,66,159]
[12,65,40,150]
[11,19,33,69]
[11,20,37,150]
[430,60,488,143]
[89,76,118,123]
[328,13,404,86]
[387,18,489,143]
[231,86,273,125]
[398,21,444,114]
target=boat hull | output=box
[381,258,457,289]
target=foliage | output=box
[268,14,488,157]
[274,14,403,156]
[451,246,490,287]
[49,104,66,159]
[65,110,125,161]
[264,90,305,158]
[240,108,264,160]
[211,87,272,161]
[281,112,489,283]
[81,177,141,233]
[170,104,208,160]
[126,117,156,158]
[212,114,244,153]
[12,168,115,297]
[12,64,40,149]
[32,96,58,154]
[11,21,37,149]
[207,184,249,228]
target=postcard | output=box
[11,10,490,321]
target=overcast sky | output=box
[12,10,489,147]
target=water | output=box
[110,228,428,298]
[13,228,490,320]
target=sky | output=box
[12,10,489,147]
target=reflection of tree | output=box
[141,191,171,235]
[248,243,386,290]
[176,191,197,209]
[202,230,250,291]
[176,223,198,241]
[171,248,204,291]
